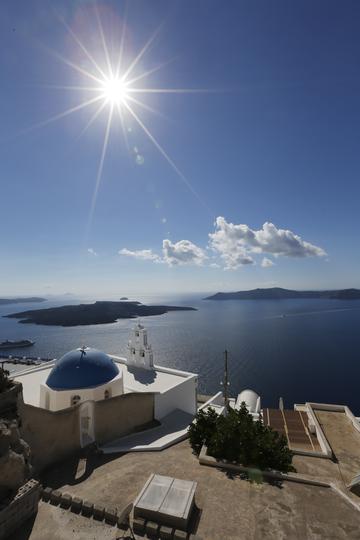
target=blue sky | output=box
[1,0,359,296]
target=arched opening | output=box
[71,395,81,407]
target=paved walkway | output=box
[8,502,117,540]
[315,410,360,486]
[101,409,193,453]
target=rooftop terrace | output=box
[11,406,360,540]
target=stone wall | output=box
[0,419,32,500]
[94,392,154,445]
[0,382,21,418]
[18,392,155,471]
[0,479,40,540]
[18,400,80,471]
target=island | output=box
[5,300,196,327]
[0,297,47,306]
[205,287,360,301]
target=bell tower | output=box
[127,323,154,369]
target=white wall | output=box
[39,373,124,411]
[154,375,197,420]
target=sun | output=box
[100,77,129,106]
[34,8,211,231]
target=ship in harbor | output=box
[0,339,35,350]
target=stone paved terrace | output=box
[9,407,360,539]
[292,410,360,494]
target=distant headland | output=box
[0,297,47,306]
[5,300,196,327]
[205,287,360,301]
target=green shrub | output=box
[188,406,218,454]
[189,403,295,473]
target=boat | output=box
[0,339,35,350]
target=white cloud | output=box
[209,217,326,269]
[162,239,207,266]
[119,240,206,267]
[87,248,98,256]
[208,217,255,269]
[119,217,326,271]
[261,257,275,268]
[119,248,161,262]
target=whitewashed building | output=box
[13,324,198,461]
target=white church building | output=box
[13,324,198,466]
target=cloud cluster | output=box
[118,248,161,262]
[209,217,326,269]
[119,240,207,267]
[87,248,98,256]
[261,257,275,268]
[119,217,326,270]
[162,239,207,266]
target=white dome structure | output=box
[39,347,124,411]
[235,389,261,420]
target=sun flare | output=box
[36,7,211,232]
[100,77,129,106]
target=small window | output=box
[135,331,139,337]
[140,350,145,357]
[104,389,111,400]
[132,348,136,354]
[71,395,81,407]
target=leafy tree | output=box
[188,406,218,454]
[0,368,11,393]
[189,403,295,473]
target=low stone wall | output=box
[18,391,155,471]
[0,479,40,540]
[40,486,198,539]
[94,392,154,445]
[198,445,331,488]
[18,401,80,471]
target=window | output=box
[132,348,136,354]
[104,389,111,399]
[71,395,81,406]
[135,331,139,337]
[140,350,145,357]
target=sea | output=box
[1,294,360,414]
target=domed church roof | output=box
[46,347,119,390]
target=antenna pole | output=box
[223,349,229,410]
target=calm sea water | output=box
[1,295,360,413]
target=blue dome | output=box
[46,347,119,390]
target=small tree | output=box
[189,403,295,473]
[188,406,218,454]
[0,367,11,393]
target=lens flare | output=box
[31,7,214,233]
[101,77,129,106]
